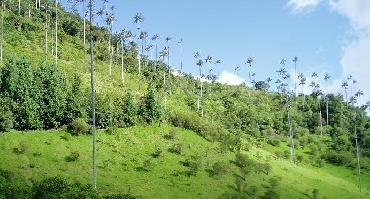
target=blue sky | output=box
[61,0,370,105]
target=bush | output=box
[235,152,253,168]
[0,169,31,199]
[168,109,226,142]
[181,156,202,176]
[136,159,153,172]
[0,107,13,132]
[13,142,27,155]
[267,135,281,146]
[151,148,162,158]
[164,128,177,140]
[323,150,353,165]
[139,86,163,124]
[296,154,304,163]
[210,161,229,177]
[65,151,80,162]
[32,177,98,199]
[169,143,185,155]
[103,193,136,199]
[69,118,89,136]
[60,133,72,141]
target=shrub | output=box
[255,162,272,175]
[103,193,136,199]
[323,150,353,165]
[136,159,153,172]
[210,161,229,177]
[235,152,252,168]
[312,188,319,199]
[164,128,177,140]
[267,135,281,146]
[105,127,118,135]
[13,142,27,155]
[0,169,32,199]
[65,151,80,162]
[151,148,162,158]
[122,91,138,128]
[60,133,72,141]
[296,154,304,163]
[0,107,13,132]
[69,118,89,136]
[32,177,98,199]
[139,86,163,124]
[168,109,226,142]
[169,143,185,155]
[181,156,202,176]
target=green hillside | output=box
[0,1,369,199]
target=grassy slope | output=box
[1,127,369,198]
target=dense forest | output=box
[0,0,369,198]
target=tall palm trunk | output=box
[354,120,361,192]
[198,66,203,116]
[18,0,20,15]
[167,45,171,95]
[108,21,113,76]
[163,58,167,108]
[55,0,58,65]
[45,3,48,60]
[1,0,4,66]
[288,107,295,164]
[83,0,86,47]
[88,0,97,190]
[120,40,124,82]
[28,0,31,17]
[294,62,297,96]
[326,99,329,125]
[318,98,323,136]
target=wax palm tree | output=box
[298,73,307,107]
[151,34,159,61]
[159,48,168,108]
[1,0,4,65]
[196,58,204,117]
[277,64,295,163]
[324,73,331,125]
[310,79,323,136]
[246,57,255,86]
[87,0,97,189]
[18,0,20,15]
[341,81,349,102]
[44,1,50,60]
[105,6,115,76]
[119,29,130,82]
[178,38,184,72]
[133,13,144,75]
[55,0,58,65]
[293,56,298,96]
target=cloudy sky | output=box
[62,0,370,105]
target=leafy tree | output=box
[0,95,13,132]
[122,91,137,127]
[65,72,87,126]
[0,57,43,130]
[139,86,163,123]
[35,62,67,129]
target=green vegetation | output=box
[0,1,369,198]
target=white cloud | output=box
[330,0,370,32]
[287,0,323,13]
[217,70,244,85]
[329,0,370,108]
